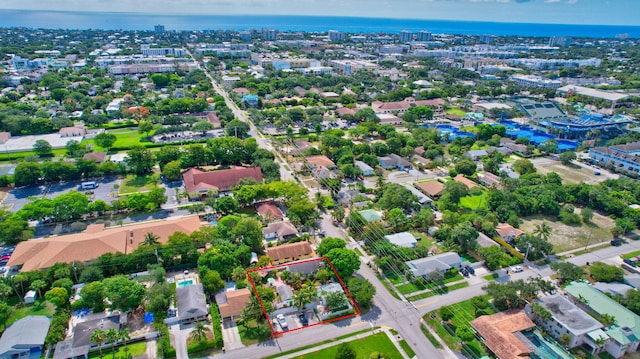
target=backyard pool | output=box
[525,330,574,359]
[177,279,194,287]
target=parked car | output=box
[611,238,623,247]
[276,314,288,330]
[466,266,475,275]
[0,255,10,261]
[298,314,309,326]
[511,265,523,273]
[624,258,637,267]
[460,268,469,277]
[594,171,601,176]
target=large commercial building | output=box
[589,142,640,174]
[399,30,413,43]
[328,30,345,42]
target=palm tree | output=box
[190,321,209,344]
[533,222,552,241]
[142,232,160,246]
[106,328,119,358]
[118,328,131,357]
[293,280,317,312]
[90,329,107,358]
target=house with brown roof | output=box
[478,172,501,188]
[207,112,221,128]
[216,288,251,320]
[415,181,444,199]
[453,174,478,189]
[82,152,108,163]
[471,311,536,359]
[232,87,250,96]
[256,202,283,221]
[182,167,263,198]
[496,223,525,242]
[371,97,445,115]
[7,216,201,272]
[59,126,87,137]
[263,221,299,242]
[266,241,315,265]
[335,107,356,118]
[305,155,336,169]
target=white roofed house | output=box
[405,252,462,277]
[385,232,418,248]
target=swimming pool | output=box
[525,331,574,359]
[177,279,194,287]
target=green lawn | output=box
[6,300,56,328]
[119,174,158,194]
[291,332,403,359]
[237,321,270,346]
[399,339,416,357]
[460,193,488,210]
[88,341,146,359]
[396,272,464,294]
[623,250,640,259]
[483,273,499,281]
[406,282,469,301]
[446,108,467,117]
[86,128,146,150]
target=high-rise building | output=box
[154,24,165,34]
[399,30,413,43]
[262,28,277,40]
[416,30,432,42]
[239,31,252,41]
[328,30,345,42]
[479,34,495,44]
[549,36,571,47]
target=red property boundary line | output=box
[246,256,361,336]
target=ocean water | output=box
[0,10,638,38]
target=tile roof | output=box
[263,221,299,238]
[256,202,283,220]
[496,223,525,239]
[182,167,263,193]
[7,216,201,271]
[218,288,251,318]
[415,181,444,197]
[453,175,478,189]
[305,155,336,168]
[471,311,535,359]
[82,152,107,163]
[266,242,314,262]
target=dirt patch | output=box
[519,209,615,253]
[532,159,605,185]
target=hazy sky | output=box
[0,0,638,26]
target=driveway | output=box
[168,323,190,359]
[222,318,244,350]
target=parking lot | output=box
[1,176,120,212]
[271,308,319,333]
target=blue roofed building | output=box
[242,94,260,108]
[0,316,51,359]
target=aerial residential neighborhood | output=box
[0,13,639,359]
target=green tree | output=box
[106,328,119,358]
[225,119,250,138]
[324,290,349,311]
[142,232,160,246]
[0,303,11,330]
[119,328,131,355]
[138,120,154,136]
[80,281,106,312]
[581,207,594,224]
[589,262,623,283]
[90,329,107,358]
[334,343,356,359]
[531,302,552,322]
[455,326,475,342]
[202,270,225,294]
[103,276,145,311]
[94,133,117,151]
[33,139,53,157]
[516,234,554,261]
[559,151,577,165]
[150,74,170,88]
[125,146,155,175]
[347,277,376,309]
[443,181,469,204]
[550,262,584,284]
[214,196,240,216]
[454,222,479,252]
[193,120,214,135]
[533,222,552,241]
[513,159,536,175]
[30,279,47,298]
[317,237,346,257]
[325,248,360,278]
[455,160,477,176]
[385,208,408,232]
[162,160,182,181]
[190,321,210,344]
[14,162,41,187]
[45,287,69,307]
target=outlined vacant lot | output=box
[247,257,360,336]
[531,158,608,185]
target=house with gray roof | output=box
[405,252,462,277]
[0,316,51,359]
[378,154,411,171]
[176,284,208,324]
[385,232,417,248]
[464,149,488,161]
[526,294,603,349]
[53,315,120,359]
[354,161,374,176]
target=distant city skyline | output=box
[0,0,638,26]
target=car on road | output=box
[511,265,523,273]
[276,314,288,330]
[298,314,309,326]
[611,238,623,247]
[595,171,601,176]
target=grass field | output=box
[396,273,464,294]
[88,341,146,359]
[86,128,146,150]
[7,300,56,328]
[119,174,158,194]
[446,108,467,117]
[406,282,469,301]
[291,332,403,359]
[460,193,488,210]
[519,211,615,253]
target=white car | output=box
[276,314,288,330]
[511,265,524,273]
